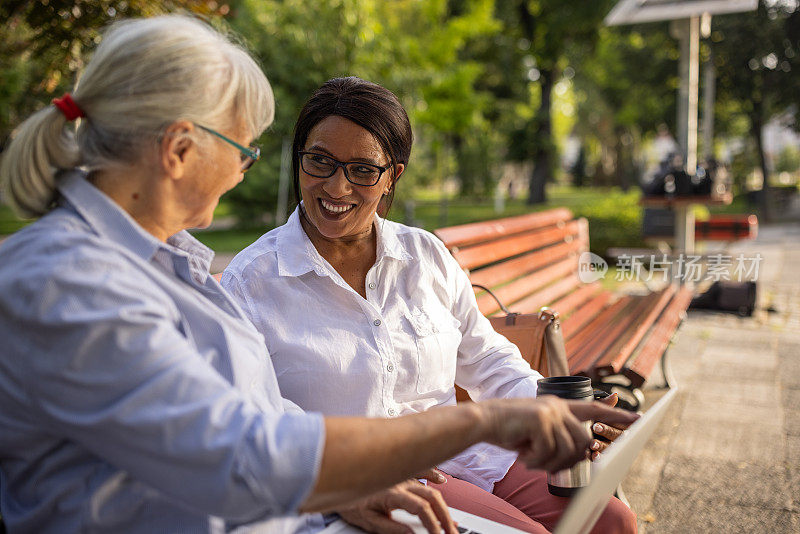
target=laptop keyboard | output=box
[457,526,483,534]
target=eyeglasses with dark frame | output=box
[298,151,391,187]
[196,124,261,172]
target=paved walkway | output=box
[210,252,237,275]
[623,222,800,533]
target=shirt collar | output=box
[374,215,414,263]
[275,206,412,278]
[275,207,326,277]
[57,170,215,279]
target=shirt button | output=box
[373,319,382,326]
[368,282,376,290]
[388,408,396,417]
[387,363,394,372]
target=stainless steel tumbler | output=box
[536,376,593,497]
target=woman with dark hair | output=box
[222,77,637,533]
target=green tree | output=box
[568,24,678,188]
[229,0,500,221]
[712,0,800,220]
[0,0,227,150]
[491,0,615,204]
[226,0,368,223]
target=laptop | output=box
[322,388,677,534]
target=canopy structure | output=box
[605,0,758,253]
[606,0,758,26]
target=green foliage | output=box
[712,1,800,220]
[190,227,267,252]
[713,1,800,126]
[225,0,501,222]
[729,140,760,192]
[568,23,678,188]
[490,0,616,202]
[774,145,800,175]
[391,186,644,257]
[1,0,791,229]
[572,24,678,136]
[0,0,226,148]
[0,204,30,235]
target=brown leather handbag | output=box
[455,284,569,402]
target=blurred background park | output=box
[2,0,800,258]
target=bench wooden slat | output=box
[434,208,574,249]
[623,286,694,388]
[468,240,582,289]
[503,275,583,315]
[475,258,576,316]
[564,297,631,368]
[562,290,614,340]
[436,208,692,394]
[452,220,581,271]
[549,282,603,318]
[568,295,655,376]
[592,286,676,377]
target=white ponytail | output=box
[0,15,274,218]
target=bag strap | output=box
[472,283,559,327]
[472,283,514,316]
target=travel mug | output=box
[536,376,593,497]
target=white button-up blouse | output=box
[222,208,543,491]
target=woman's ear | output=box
[385,163,405,195]
[160,120,195,180]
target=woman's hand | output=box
[337,479,457,534]
[589,393,627,461]
[479,395,639,474]
[413,468,447,485]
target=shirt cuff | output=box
[239,411,326,515]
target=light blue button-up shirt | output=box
[0,171,326,533]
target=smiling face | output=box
[299,115,403,241]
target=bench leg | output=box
[625,387,646,412]
[659,350,677,389]
[614,483,631,508]
[594,380,645,412]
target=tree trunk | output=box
[613,127,631,191]
[452,134,469,196]
[528,68,554,205]
[751,106,772,223]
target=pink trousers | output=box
[430,461,637,534]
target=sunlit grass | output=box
[0,204,30,235]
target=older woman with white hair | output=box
[0,15,636,534]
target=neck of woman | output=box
[299,209,376,253]
[89,168,182,243]
[299,211,378,298]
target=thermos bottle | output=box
[536,376,594,497]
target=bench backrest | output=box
[434,208,591,317]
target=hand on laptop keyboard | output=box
[338,479,458,534]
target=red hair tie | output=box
[52,93,85,121]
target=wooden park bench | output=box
[694,214,758,241]
[434,208,693,410]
